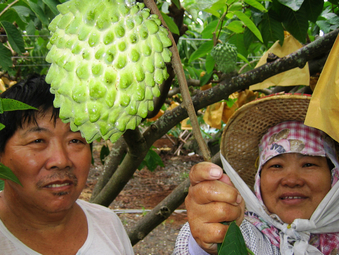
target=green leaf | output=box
[0,21,25,54]
[147,150,164,172]
[226,20,245,33]
[188,40,214,63]
[42,0,60,16]
[228,2,243,12]
[243,0,267,12]
[260,13,285,46]
[303,0,324,23]
[282,4,308,43]
[11,5,34,29]
[203,0,227,17]
[186,66,198,79]
[0,43,13,71]
[0,180,4,191]
[138,147,164,172]
[226,98,238,108]
[218,221,249,255]
[228,33,248,58]
[172,0,180,9]
[243,27,255,50]
[0,98,37,113]
[0,5,26,30]
[0,163,21,186]
[100,145,110,165]
[200,71,213,86]
[316,20,332,33]
[205,54,216,74]
[22,0,50,27]
[161,11,180,35]
[233,11,263,42]
[237,53,250,66]
[322,12,339,25]
[277,0,304,11]
[0,123,5,131]
[196,0,221,11]
[202,19,219,39]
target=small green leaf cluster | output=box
[138,146,164,172]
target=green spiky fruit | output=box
[45,0,172,143]
[210,43,237,74]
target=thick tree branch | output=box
[127,151,223,245]
[128,178,190,245]
[91,128,149,206]
[90,137,127,200]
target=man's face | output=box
[0,108,91,214]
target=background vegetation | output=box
[1,0,338,245]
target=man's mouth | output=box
[45,182,71,188]
[37,172,78,190]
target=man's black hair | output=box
[0,74,59,153]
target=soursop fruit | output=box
[45,0,172,143]
[210,43,237,74]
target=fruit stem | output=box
[144,0,211,161]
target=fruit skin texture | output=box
[210,43,237,74]
[45,0,172,143]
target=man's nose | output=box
[45,142,72,170]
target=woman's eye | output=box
[303,163,315,167]
[270,164,282,169]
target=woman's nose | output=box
[280,169,304,187]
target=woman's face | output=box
[260,153,331,224]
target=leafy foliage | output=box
[138,146,165,172]
[177,0,339,89]
[0,0,62,77]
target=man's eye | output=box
[33,139,43,143]
[70,139,83,144]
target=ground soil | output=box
[80,139,204,255]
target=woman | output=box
[174,94,339,255]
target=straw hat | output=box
[220,93,311,191]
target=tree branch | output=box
[144,0,211,161]
[90,137,127,200]
[90,128,149,206]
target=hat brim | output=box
[220,93,311,190]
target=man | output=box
[0,75,134,254]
